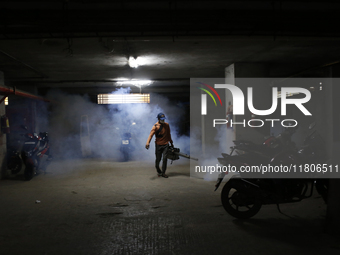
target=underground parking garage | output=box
[1,1,340,254]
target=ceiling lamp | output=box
[116,79,153,93]
[116,80,153,87]
[128,57,138,68]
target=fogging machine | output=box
[167,146,198,162]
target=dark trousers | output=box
[155,144,169,174]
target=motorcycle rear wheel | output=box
[24,165,35,181]
[221,180,262,219]
[8,155,22,175]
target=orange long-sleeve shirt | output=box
[146,122,173,146]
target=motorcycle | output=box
[6,146,22,175]
[21,130,52,181]
[230,125,297,160]
[216,126,298,181]
[215,122,329,219]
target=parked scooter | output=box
[215,123,329,219]
[21,127,51,181]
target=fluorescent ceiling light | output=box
[116,80,153,87]
[97,93,150,104]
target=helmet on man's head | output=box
[157,113,166,120]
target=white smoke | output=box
[189,121,235,181]
[46,88,190,162]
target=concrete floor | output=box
[0,159,339,255]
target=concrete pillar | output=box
[224,64,236,150]
[326,67,340,235]
[225,63,270,143]
[326,179,340,235]
[0,71,7,179]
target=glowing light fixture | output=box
[116,80,153,87]
[97,93,150,104]
[128,57,138,68]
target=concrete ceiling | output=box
[1,0,340,99]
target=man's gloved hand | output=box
[145,144,150,150]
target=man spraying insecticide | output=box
[145,113,198,178]
[145,113,173,178]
